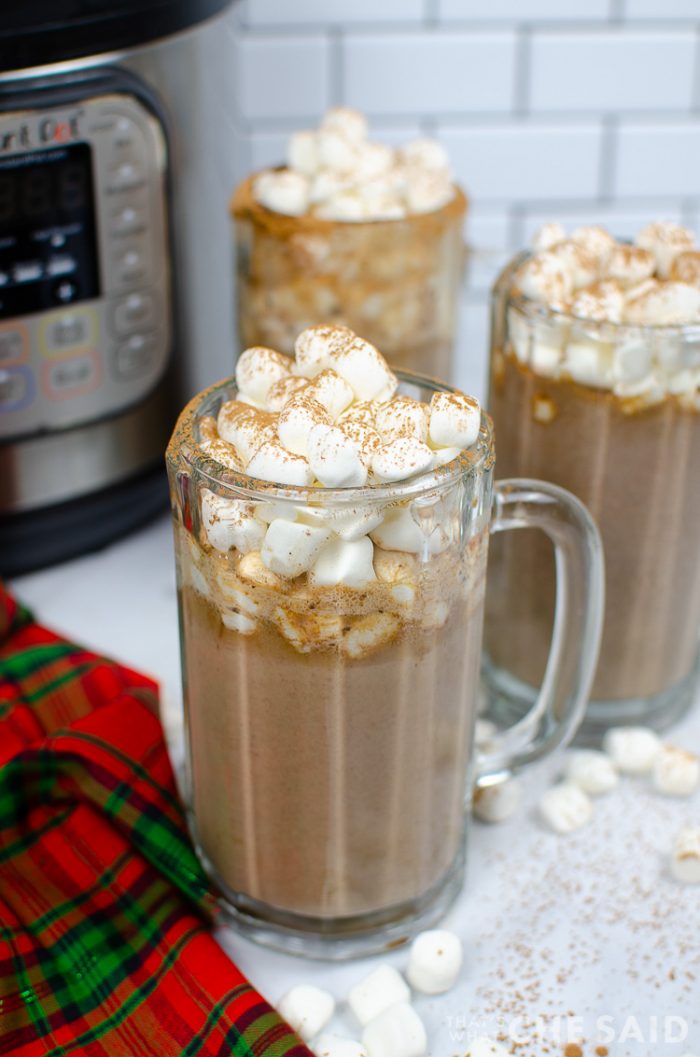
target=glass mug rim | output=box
[502,248,700,338]
[168,369,495,507]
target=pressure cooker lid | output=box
[0,0,235,73]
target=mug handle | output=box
[475,478,605,787]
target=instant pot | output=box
[0,0,236,575]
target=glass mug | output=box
[485,254,700,741]
[166,371,603,959]
[231,178,467,381]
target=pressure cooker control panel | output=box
[0,92,171,439]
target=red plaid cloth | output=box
[0,584,311,1057]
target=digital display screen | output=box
[0,143,100,320]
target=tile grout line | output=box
[599,114,619,203]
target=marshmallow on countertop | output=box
[361,1003,427,1057]
[602,726,661,775]
[671,827,700,884]
[307,425,368,487]
[200,490,265,554]
[406,929,463,994]
[636,221,695,279]
[651,744,700,797]
[253,170,309,217]
[428,391,480,449]
[277,985,335,1043]
[236,345,292,405]
[262,519,331,578]
[473,777,521,823]
[310,536,376,588]
[565,750,619,796]
[539,782,593,834]
[347,965,410,1027]
[314,1036,368,1057]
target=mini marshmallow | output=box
[309,169,354,206]
[340,421,382,466]
[406,929,463,994]
[563,339,612,388]
[612,338,653,387]
[253,170,309,217]
[465,1038,510,1057]
[331,336,398,402]
[605,244,655,288]
[403,168,453,215]
[571,280,625,324]
[306,369,355,419]
[308,425,368,487]
[237,550,283,589]
[247,440,314,486]
[354,142,395,182]
[295,324,355,378]
[236,346,292,405]
[274,606,344,652]
[316,192,375,222]
[220,609,257,634]
[262,519,331,577]
[371,505,439,555]
[216,404,278,465]
[361,1003,427,1057]
[348,965,410,1027]
[338,401,379,428]
[375,396,429,443]
[531,221,566,252]
[473,777,521,823]
[603,726,661,775]
[200,490,266,554]
[311,504,384,541]
[400,138,451,172]
[570,225,616,267]
[565,750,619,796]
[625,280,700,325]
[371,437,435,483]
[428,391,480,449]
[671,250,700,288]
[636,221,695,278]
[651,744,700,797]
[317,129,361,172]
[373,548,417,585]
[266,374,309,412]
[314,1036,368,1057]
[515,251,572,307]
[539,782,593,834]
[321,106,368,144]
[671,827,700,884]
[310,537,377,588]
[216,570,260,616]
[278,395,332,456]
[549,240,599,290]
[288,129,320,176]
[343,612,399,659]
[277,985,335,1043]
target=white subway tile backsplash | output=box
[616,122,700,197]
[440,124,603,202]
[343,32,517,115]
[530,30,695,112]
[244,0,424,25]
[454,294,490,403]
[623,0,700,17]
[439,0,611,19]
[236,35,329,120]
[464,211,513,292]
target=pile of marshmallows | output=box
[276,928,503,1057]
[199,326,479,590]
[474,723,700,886]
[252,106,455,221]
[512,221,700,398]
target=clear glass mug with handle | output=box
[166,370,604,960]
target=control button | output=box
[52,278,80,305]
[112,292,157,336]
[114,333,157,379]
[0,326,27,364]
[110,161,144,191]
[45,313,95,354]
[47,256,76,278]
[14,262,42,283]
[0,366,33,412]
[117,246,148,285]
[113,117,139,150]
[44,351,100,400]
[112,205,146,236]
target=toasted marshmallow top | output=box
[250,106,456,221]
[200,325,480,489]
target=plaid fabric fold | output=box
[0,584,310,1057]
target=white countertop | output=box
[11,514,700,1057]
